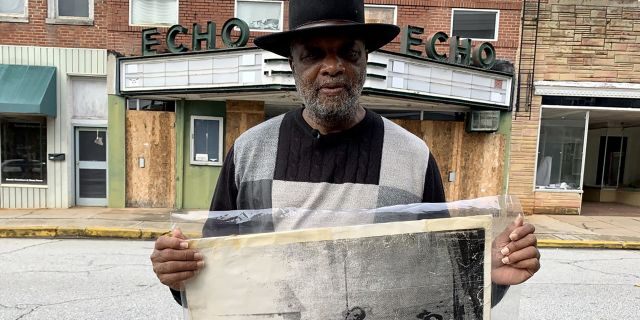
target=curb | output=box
[1,226,639,249]
[0,226,180,240]
[538,239,640,250]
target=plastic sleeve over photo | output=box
[171,196,523,320]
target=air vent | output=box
[466,111,500,132]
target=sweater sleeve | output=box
[171,147,238,306]
[422,153,446,203]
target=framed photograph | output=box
[186,215,492,320]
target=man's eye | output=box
[302,50,322,60]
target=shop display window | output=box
[1,117,47,185]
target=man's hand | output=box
[150,228,204,290]
[491,215,540,285]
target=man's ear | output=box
[288,57,294,72]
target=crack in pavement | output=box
[556,260,640,280]
[8,283,161,320]
[0,240,63,256]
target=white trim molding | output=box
[535,81,640,99]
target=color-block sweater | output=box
[210,107,445,212]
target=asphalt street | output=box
[0,239,638,319]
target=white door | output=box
[75,128,108,206]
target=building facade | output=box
[509,0,640,214]
[2,0,523,209]
[0,0,108,208]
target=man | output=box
[151,0,540,312]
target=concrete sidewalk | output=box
[0,207,639,249]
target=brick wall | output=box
[508,0,640,215]
[0,0,107,48]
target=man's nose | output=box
[320,54,345,76]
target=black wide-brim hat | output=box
[254,0,400,57]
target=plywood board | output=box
[125,110,176,208]
[186,215,492,320]
[225,100,265,155]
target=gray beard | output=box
[293,71,366,126]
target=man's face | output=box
[289,35,367,124]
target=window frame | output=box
[533,106,590,193]
[46,0,94,25]
[129,0,179,27]
[234,0,284,33]
[189,116,224,167]
[0,116,48,186]
[364,4,397,25]
[0,0,29,23]
[450,8,500,42]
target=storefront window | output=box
[535,109,588,190]
[1,117,47,184]
[190,116,223,166]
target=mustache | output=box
[315,80,351,90]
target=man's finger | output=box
[154,235,189,251]
[160,270,198,289]
[508,223,536,242]
[510,258,541,272]
[154,260,204,275]
[157,248,202,262]
[496,214,524,243]
[501,246,540,265]
[172,227,187,240]
[501,234,537,256]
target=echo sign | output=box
[401,26,498,70]
[142,18,251,56]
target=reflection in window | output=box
[364,5,396,24]
[452,9,499,41]
[236,0,282,31]
[0,0,25,15]
[536,109,587,190]
[191,116,223,166]
[1,117,47,184]
[57,0,89,17]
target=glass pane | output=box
[206,120,220,162]
[78,131,107,161]
[1,118,47,184]
[536,109,587,190]
[365,6,395,24]
[79,169,106,198]
[59,0,89,17]
[193,119,220,163]
[452,11,497,40]
[131,0,177,25]
[0,0,25,14]
[237,1,281,31]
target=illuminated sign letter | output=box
[142,28,160,56]
[221,18,250,48]
[426,31,449,62]
[167,25,189,53]
[449,36,472,66]
[192,22,216,51]
[401,25,424,57]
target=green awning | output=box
[0,64,57,117]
